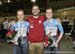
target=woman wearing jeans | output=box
[44,8,64,54]
[11,9,29,54]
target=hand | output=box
[13,42,18,45]
[44,43,49,47]
[48,41,51,44]
[28,41,31,44]
[44,42,49,48]
[54,42,58,47]
[47,32,51,36]
[45,44,49,47]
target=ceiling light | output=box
[0,1,2,5]
[31,0,36,3]
[8,0,11,3]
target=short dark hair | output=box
[45,7,54,13]
[46,7,53,11]
[32,4,40,9]
[11,18,14,21]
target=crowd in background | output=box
[0,15,75,49]
[0,18,17,41]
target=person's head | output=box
[45,8,53,19]
[17,9,24,21]
[32,4,40,16]
[4,18,8,21]
[10,18,14,21]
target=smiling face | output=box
[46,8,53,19]
[32,6,40,16]
[17,10,24,21]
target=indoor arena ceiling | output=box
[0,0,75,16]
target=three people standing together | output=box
[11,4,64,54]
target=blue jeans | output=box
[13,37,29,54]
[44,36,59,54]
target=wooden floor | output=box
[0,38,75,54]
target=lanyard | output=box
[17,21,25,36]
[18,21,24,29]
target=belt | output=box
[19,36,27,39]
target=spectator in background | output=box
[2,18,9,41]
[0,23,7,41]
[63,16,69,23]
[71,19,75,49]
[8,18,16,30]
[62,17,69,33]
[3,18,9,30]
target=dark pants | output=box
[13,37,29,54]
[44,46,59,54]
[44,36,59,54]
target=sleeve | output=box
[26,16,30,22]
[43,22,46,32]
[57,19,64,34]
[44,35,49,44]
[41,16,47,22]
[27,22,30,32]
[10,24,15,30]
[43,22,49,35]
[43,22,49,44]
[44,16,47,21]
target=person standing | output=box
[11,9,29,54]
[3,18,9,30]
[2,18,9,40]
[8,18,16,30]
[27,5,46,54]
[44,8,64,54]
[71,19,75,49]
